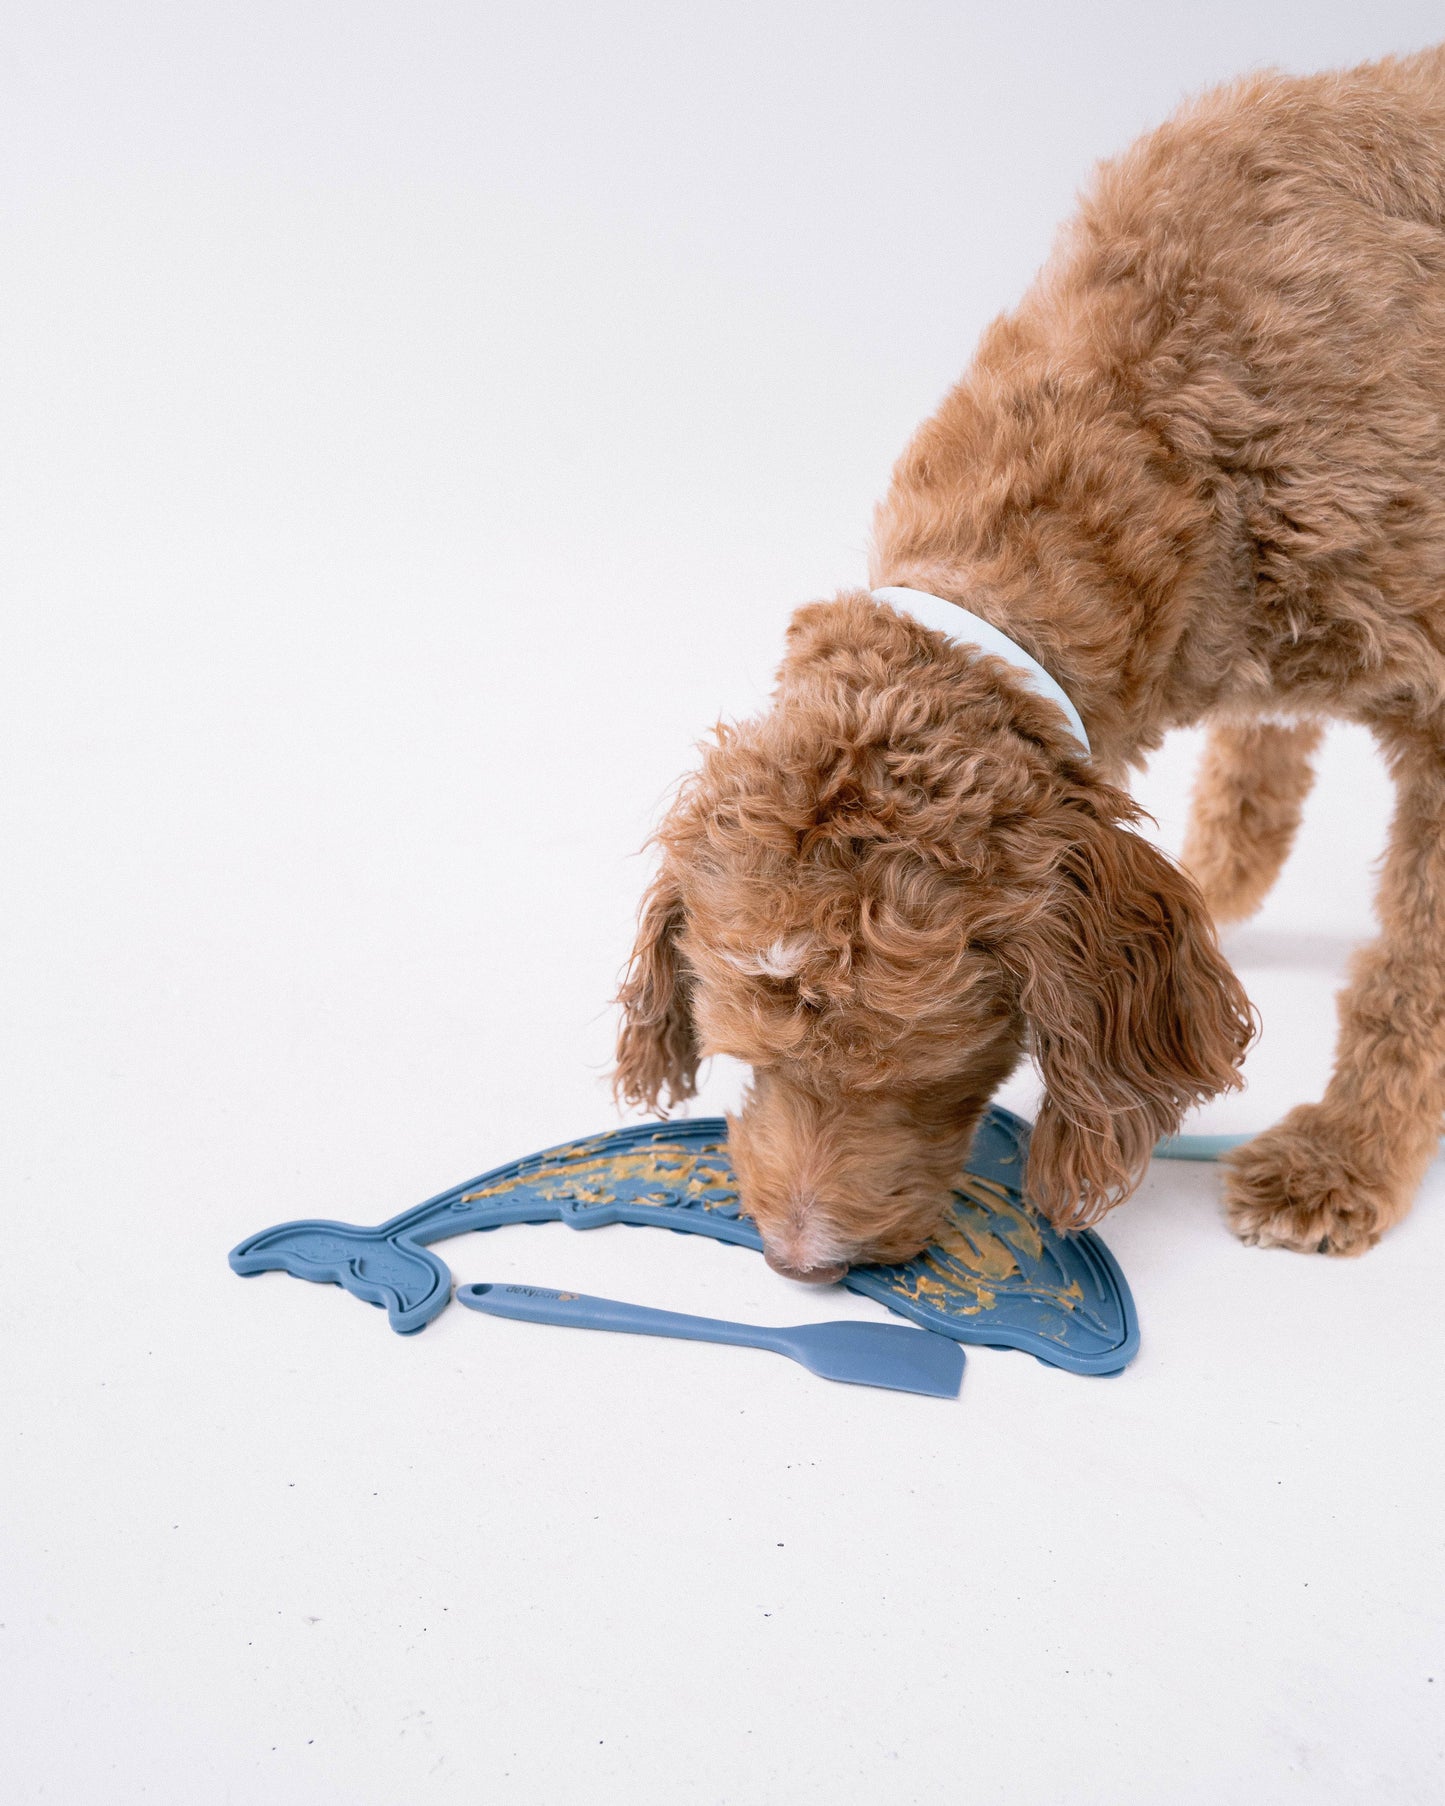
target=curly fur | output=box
[1182,719,1323,924]
[616,45,1445,1270]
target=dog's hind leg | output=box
[1225,723,1445,1254]
[1181,719,1323,925]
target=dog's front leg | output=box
[1224,725,1445,1255]
[1182,719,1322,926]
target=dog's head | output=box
[614,594,1252,1280]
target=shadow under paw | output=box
[1222,1116,1396,1257]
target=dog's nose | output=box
[763,1248,847,1285]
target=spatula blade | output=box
[778,1320,965,1397]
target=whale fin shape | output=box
[228,1220,451,1335]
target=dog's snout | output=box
[762,1247,848,1285]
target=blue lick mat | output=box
[229,1106,1139,1375]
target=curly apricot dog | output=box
[616,45,1445,1275]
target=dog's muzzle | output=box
[763,1249,848,1285]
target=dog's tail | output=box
[1181,718,1323,927]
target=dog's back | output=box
[874,45,1445,729]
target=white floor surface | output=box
[4,5,1444,1802]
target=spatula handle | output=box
[459,1282,777,1352]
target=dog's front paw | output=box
[1222,1106,1404,1256]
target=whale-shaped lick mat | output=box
[230,1106,1138,1374]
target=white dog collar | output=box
[871,585,1091,755]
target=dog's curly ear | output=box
[1001,789,1255,1228]
[613,865,700,1115]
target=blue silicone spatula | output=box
[458,1282,965,1398]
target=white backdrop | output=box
[4,5,1443,1803]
